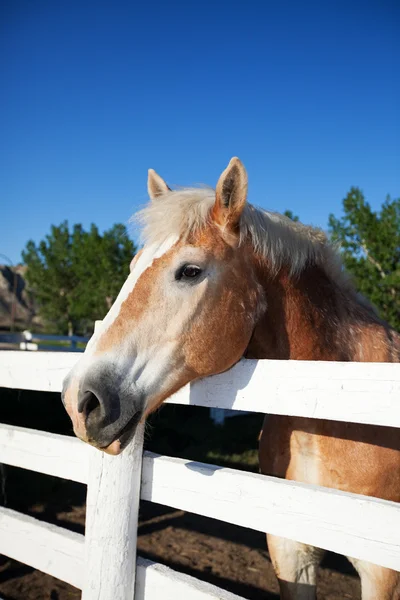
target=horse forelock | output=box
[132,186,347,282]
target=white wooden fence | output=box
[0,351,399,599]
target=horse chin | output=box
[101,439,122,455]
[92,409,143,455]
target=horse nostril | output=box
[78,390,100,420]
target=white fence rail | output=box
[2,351,400,426]
[0,351,399,598]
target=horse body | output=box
[239,245,400,598]
[259,294,400,600]
[62,158,400,598]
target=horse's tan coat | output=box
[63,158,400,598]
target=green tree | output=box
[22,221,136,335]
[329,188,400,330]
[283,209,299,222]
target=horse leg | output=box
[267,534,325,599]
[348,558,400,600]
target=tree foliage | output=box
[21,190,400,335]
[283,209,299,222]
[329,188,400,331]
[22,222,136,334]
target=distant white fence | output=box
[0,350,399,599]
[0,331,89,352]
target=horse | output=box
[62,158,400,599]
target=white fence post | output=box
[82,424,144,600]
[82,319,145,599]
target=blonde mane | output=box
[134,186,343,279]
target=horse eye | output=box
[176,264,202,280]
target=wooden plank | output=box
[141,452,400,571]
[1,424,398,571]
[0,424,90,484]
[136,556,244,600]
[0,504,244,599]
[82,423,145,600]
[170,358,400,428]
[0,351,78,392]
[1,352,399,426]
[0,506,84,588]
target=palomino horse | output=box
[63,158,400,599]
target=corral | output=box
[0,350,399,598]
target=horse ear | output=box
[212,157,248,229]
[147,169,171,200]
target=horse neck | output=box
[246,260,400,363]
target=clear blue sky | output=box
[1,0,399,264]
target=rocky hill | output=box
[0,265,42,330]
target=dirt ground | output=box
[0,499,360,600]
